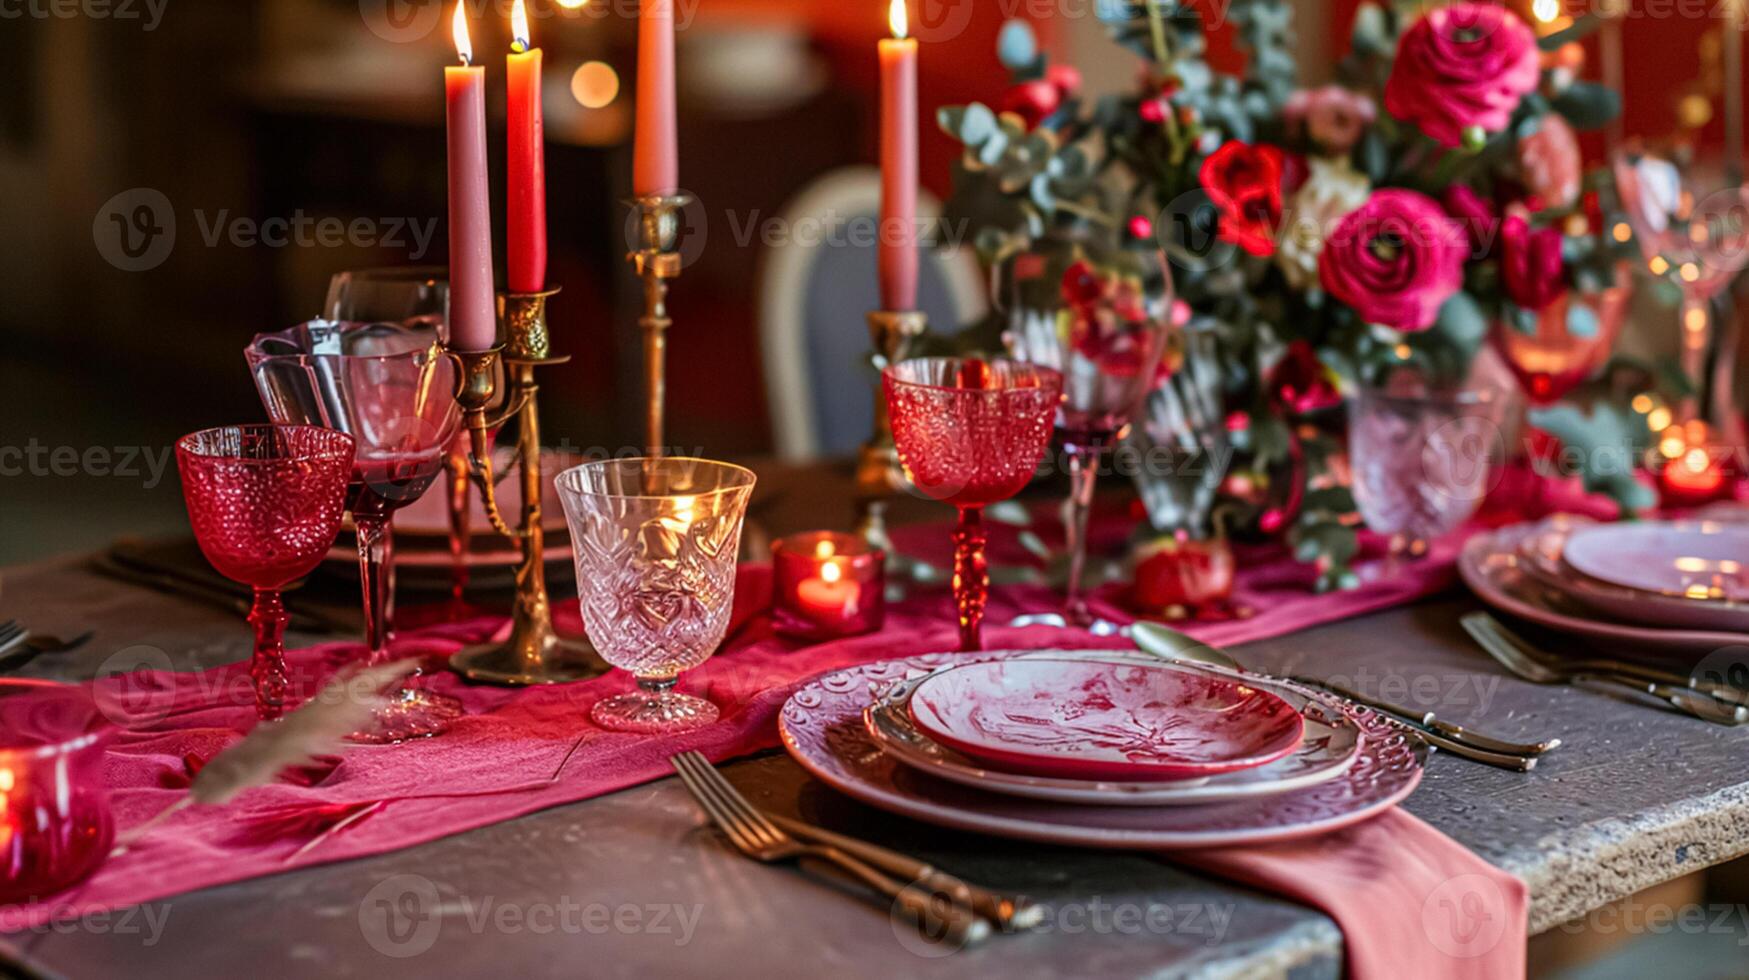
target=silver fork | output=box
[0,621,24,657]
[670,752,990,947]
[0,628,95,674]
[1462,613,1748,726]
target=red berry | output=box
[1127,215,1155,240]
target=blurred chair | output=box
[758,166,987,460]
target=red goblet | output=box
[884,357,1063,651]
[176,425,355,721]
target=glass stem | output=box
[952,506,989,652]
[1680,292,1711,423]
[247,587,290,722]
[354,514,398,671]
[1062,444,1100,626]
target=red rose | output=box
[1269,340,1343,414]
[1500,209,1566,311]
[1199,142,1286,257]
[1442,183,1498,259]
[1383,2,1540,148]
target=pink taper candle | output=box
[506,0,547,294]
[878,0,919,311]
[633,0,678,197]
[445,3,496,351]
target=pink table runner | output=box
[0,499,1568,976]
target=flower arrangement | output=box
[939,0,1639,591]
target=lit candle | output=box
[772,532,885,640]
[506,0,547,294]
[878,0,919,311]
[633,0,678,197]
[445,2,497,351]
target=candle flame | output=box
[452,1,473,65]
[510,0,531,53]
[814,539,837,560]
[888,0,908,39]
[821,561,843,584]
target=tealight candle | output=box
[0,680,113,904]
[772,532,885,640]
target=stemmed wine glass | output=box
[247,320,464,742]
[1003,246,1175,624]
[324,267,499,616]
[175,425,355,721]
[1613,148,1749,433]
[884,358,1062,651]
[555,458,756,734]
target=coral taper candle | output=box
[445,3,497,351]
[633,0,678,197]
[506,0,547,294]
[878,0,919,311]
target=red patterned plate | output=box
[778,652,1426,850]
[906,659,1305,781]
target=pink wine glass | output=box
[176,425,354,721]
[247,320,464,742]
[555,458,756,734]
[884,358,1063,651]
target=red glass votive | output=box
[0,680,114,904]
[772,532,885,640]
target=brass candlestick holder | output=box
[853,309,928,554]
[627,193,692,457]
[447,286,607,686]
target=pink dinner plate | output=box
[1517,516,1749,632]
[1459,523,1749,660]
[906,659,1305,781]
[1563,521,1749,603]
[779,652,1425,850]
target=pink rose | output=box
[1442,183,1498,258]
[1500,207,1566,311]
[1517,113,1582,210]
[1284,85,1377,153]
[1319,189,1467,332]
[1384,2,1540,148]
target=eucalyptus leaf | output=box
[1552,82,1622,131]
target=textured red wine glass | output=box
[176,425,354,721]
[883,357,1063,651]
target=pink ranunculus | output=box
[1517,113,1583,210]
[1384,2,1541,148]
[1442,183,1498,258]
[1319,189,1467,332]
[1284,85,1377,153]
[1500,207,1567,311]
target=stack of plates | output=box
[778,650,1426,849]
[1459,514,1749,658]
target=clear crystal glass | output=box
[1003,242,1176,624]
[1349,377,1514,559]
[555,458,756,734]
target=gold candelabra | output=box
[853,309,928,554]
[628,193,692,457]
[446,286,607,685]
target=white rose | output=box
[1276,157,1371,291]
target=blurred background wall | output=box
[0,0,1740,561]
